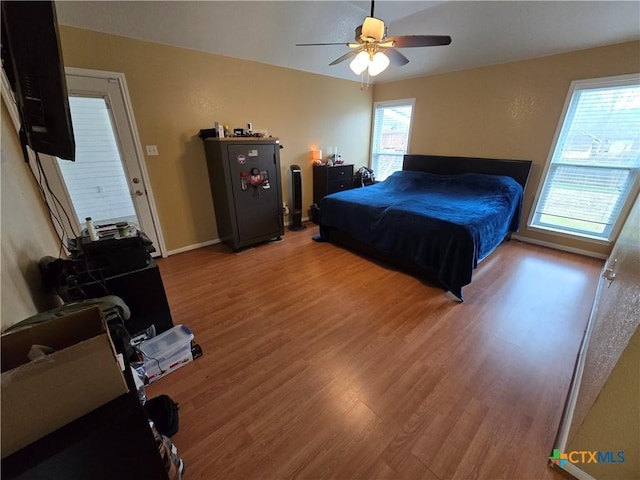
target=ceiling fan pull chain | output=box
[360,71,371,91]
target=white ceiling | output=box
[55,1,640,84]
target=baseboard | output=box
[167,219,312,256]
[511,234,607,260]
[166,238,220,256]
[556,462,597,480]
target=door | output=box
[567,194,640,437]
[227,143,282,243]
[43,68,165,256]
[552,194,640,478]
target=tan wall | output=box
[1,99,63,330]
[373,41,640,257]
[58,26,373,253]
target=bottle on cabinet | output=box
[85,217,98,241]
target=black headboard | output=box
[403,154,533,191]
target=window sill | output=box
[527,224,612,246]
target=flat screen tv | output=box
[1,1,75,161]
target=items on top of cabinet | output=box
[199,122,270,139]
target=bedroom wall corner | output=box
[373,40,640,257]
[58,26,373,253]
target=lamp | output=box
[349,48,390,77]
[311,149,323,165]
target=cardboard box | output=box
[1,307,129,458]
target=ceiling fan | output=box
[296,0,451,77]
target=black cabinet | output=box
[203,138,284,252]
[313,164,354,204]
[60,232,173,336]
[69,260,173,336]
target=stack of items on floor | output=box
[131,326,197,479]
[146,395,184,479]
[136,325,196,384]
[1,299,201,479]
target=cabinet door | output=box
[227,144,281,244]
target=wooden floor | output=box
[148,225,603,479]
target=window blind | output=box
[57,96,136,227]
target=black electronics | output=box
[198,128,218,139]
[1,1,75,161]
[288,164,306,231]
[67,230,155,278]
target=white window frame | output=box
[528,74,640,245]
[370,98,415,181]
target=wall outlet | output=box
[145,145,159,156]
[283,202,289,215]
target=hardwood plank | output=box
[147,225,601,479]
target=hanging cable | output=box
[34,152,80,240]
[25,150,67,254]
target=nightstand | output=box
[313,164,354,204]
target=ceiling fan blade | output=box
[296,42,352,46]
[329,48,363,66]
[382,48,409,66]
[387,35,452,48]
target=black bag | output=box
[354,166,375,187]
[145,394,180,437]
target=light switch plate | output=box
[146,145,159,156]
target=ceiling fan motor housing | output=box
[360,17,385,42]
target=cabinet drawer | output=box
[327,165,353,181]
[328,179,352,193]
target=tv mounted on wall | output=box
[1,1,75,161]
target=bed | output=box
[315,154,533,301]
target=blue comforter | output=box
[318,170,524,300]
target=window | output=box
[370,99,415,181]
[530,75,640,242]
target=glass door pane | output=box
[57,96,138,228]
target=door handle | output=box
[602,258,617,287]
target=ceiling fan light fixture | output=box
[297,0,452,83]
[368,51,390,76]
[361,16,385,42]
[349,50,370,75]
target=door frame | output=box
[2,66,167,257]
[62,67,166,257]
